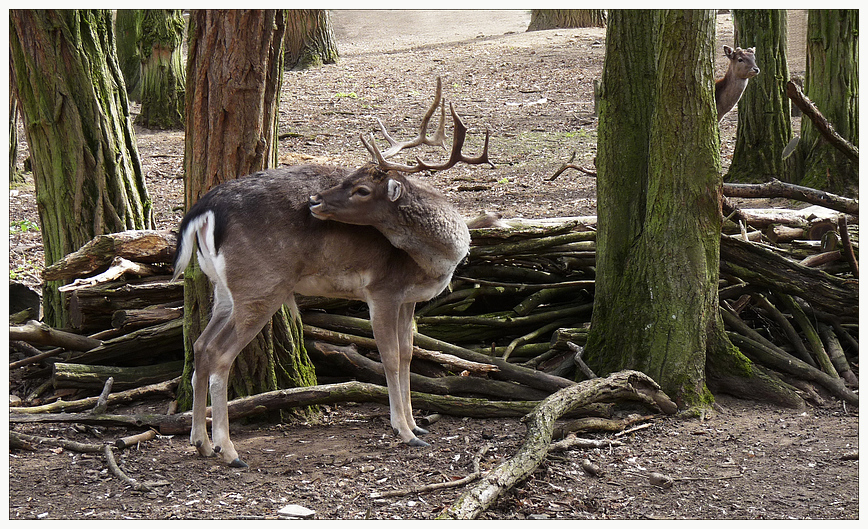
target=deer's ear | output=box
[723,45,733,57]
[387,179,404,202]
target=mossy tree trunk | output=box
[794,10,858,194]
[528,10,607,31]
[285,10,338,70]
[585,10,797,410]
[179,9,317,413]
[135,10,186,130]
[115,10,143,102]
[726,10,794,183]
[10,9,153,328]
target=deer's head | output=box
[724,45,760,80]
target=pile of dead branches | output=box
[8,181,859,412]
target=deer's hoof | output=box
[413,426,429,436]
[407,437,430,448]
[229,458,249,468]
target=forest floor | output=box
[8,10,860,521]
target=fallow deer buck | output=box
[172,78,491,468]
[715,45,760,122]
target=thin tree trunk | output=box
[285,10,339,70]
[115,10,143,102]
[135,10,186,129]
[179,9,317,411]
[10,9,153,327]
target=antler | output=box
[362,77,493,174]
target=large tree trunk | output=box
[726,10,794,183]
[135,10,186,130]
[10,9,153,328]
[586,9,798,409]
[527,10,607,31]
[179,9,317,412]
[285,10,339,70]
[794,10,858,194]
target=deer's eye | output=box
[352,186,372,197]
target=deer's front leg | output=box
[397,302,427,437]
[371,300,427,447]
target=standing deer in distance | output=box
[172,77,492,468]
[715,45,760,122]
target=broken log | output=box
[719,235,858,319]
[722,179,858,216]
[58,257,169,292]
[42,229,177,282]
[10,320,102,351]
[52,361,184,391]
[111,303,183,332]
[65,318,183,366]
[68,277,183,332]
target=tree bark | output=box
[726,10,794,183]
[10,9,153,327]
[285,10,339,70]
[135,10,186,129]
[794,10,858,194]
[180,10,317,411]
[586,11,718,408]
[527,10,607,31]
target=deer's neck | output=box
[379,191,470,279]
[716,71,750,119]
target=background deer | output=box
[172,78,490,468]
[715,45,760,122]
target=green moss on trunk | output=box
[10,9,152,327]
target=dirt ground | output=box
[8,10,859,521]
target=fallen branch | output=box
[786,80,859,165]
[439,370,676,520]
[10,320,102,351]
[10,381,543,435]
[9,377,180,414]
[722,178,858,216]
[8,431,151,492]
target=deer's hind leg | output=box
[189,284,234,459]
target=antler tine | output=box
[379,77,448,159]
[366,77,493,174]
[413,103,494,172]
[361,133,420,172]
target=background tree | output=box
[285,10,339,70]
[10,9,153,327]
[793,9,858,194]
[527,10,606,31]
[585,10,797,408]
[115,10,143,102]
[726,10,794,183]
[135,10,186,129]
[10,92,23,183]
[179,9,317,412]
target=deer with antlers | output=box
[172,78,491,467]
